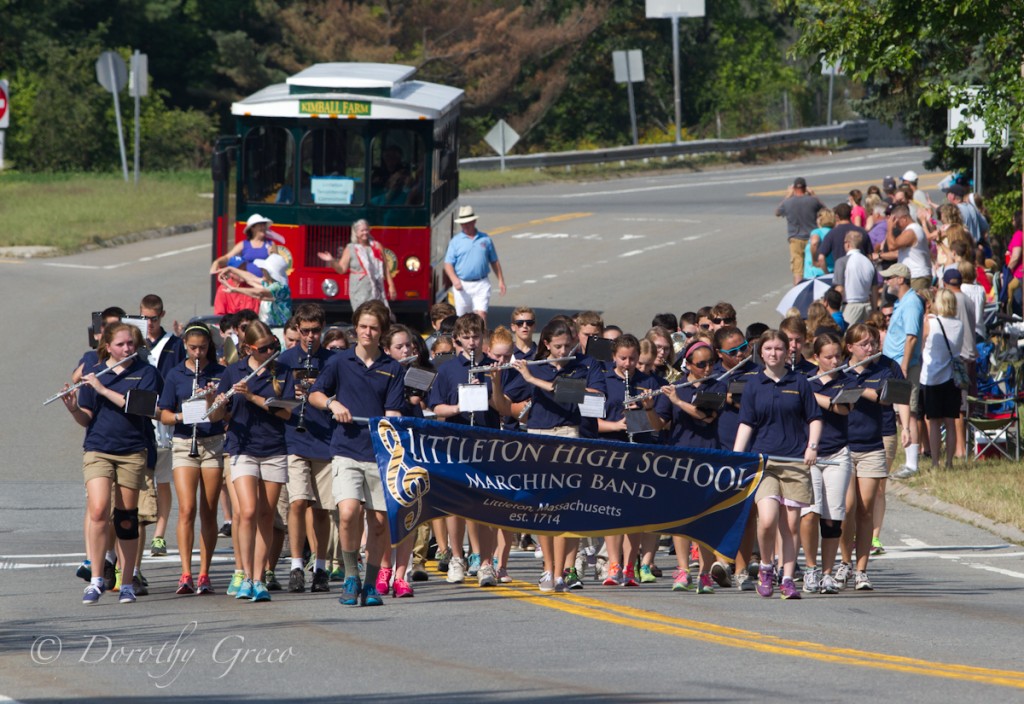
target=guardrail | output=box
[460,120,869,171]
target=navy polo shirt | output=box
[878,356,904,436]
[217,357,294,457]
[846,359,895,452]
[737,369,822,457]
[77,350,99,372]
[712,361,761,451]
[280,345,334,461]
[157,359,226,439]
[426,353,501,429]
[603,368,665,444]
[513,343,537,360]
[810,372,852,456]
[659,381,719,450]
[78,358,163,454]
[525,354,606,430]
[146,331,186,380]
[308,348,404,462]
[791,357,818,376]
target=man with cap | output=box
[884,205,932,291]
[443,205,506,323]
[944,184,988,243]
[881,263,924,479]
[901,170,931,210]
[776,177,824,285]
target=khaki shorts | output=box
[882,434,897,472]
[287,455,333,508]
[154,447,173,484]
[850,449,888,479]
[172,435,226,471]
[275,484,289,530]
[138,469,158,525]
[332,457,385,511]
[755,461,812,506]
[83,450,147,490]
[527,426,580,438]
[230,454,288,484]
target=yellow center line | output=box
[0,258,26,264]
[488,212,592,235]
[749,173,950,198]
[464,577,1024,689]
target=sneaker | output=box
[265,569,282,591]
[376,567,393,595]
[757,564,775,598]
[339,576,360,605]
[392,578,414,597]
[538,571,555,592]
[747,560,760,580]
[176,574,195,595]
[819,573,840,594]
[118,583,137,604]
[735,571,755,591]
[218,522,232,538]
[497,567,512,583]
[650,564,663,578]
[197,574,214,595]
[553,577,567,593]
[289,568,306,593]
[779,578,801,600]
[235,578,254,600]
[149,536,167,557]
[672,568,692,591]
[792,565,804,583]
[138,571,149,587]
[251,581,271,602]
[604,563,625,587]
[891,465,918,480]
[112,567,122,592]
[688,544,700,567]
[834,562,852,590]
[436,547,452,573]
[563,567,584,590]
[227,570,244,596]
[871,537,886,555]
[76,560,92,582]
[360,584,384,606]
[622,566,639,587]
[478,562,498,587]
[696,573,715,594]
[467,553,481,577]
[132,575,148,597]
[82,584,102,605]
[710,561,731,588]
[329,566,345,582]
[534,546,544,560]
[854,571,874,591]
[802,566,822,594]
[639,564,657,584]
[409,564,430,582]
[446,557,467,584]
[311,568,330,593]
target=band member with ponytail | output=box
[157,322,225,595]
[209,321,293,603]
[62,323,162,605]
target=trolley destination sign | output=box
[299,99,371,116]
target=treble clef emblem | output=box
[377,420,431,530]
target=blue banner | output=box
[370,417,765,558]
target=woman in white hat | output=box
[217,253,293,327]
[209,214,281,277]
[316,219,395,313]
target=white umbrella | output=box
[776,275,834,317]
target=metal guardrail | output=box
[460,120,869,171]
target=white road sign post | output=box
[96,51,130,182]
[948,87,1008,197]
[484,119,521,172]
[613,50,645,145]
[129,51,148,185]
[646,0,704,144]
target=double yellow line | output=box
[460,575,1024,689]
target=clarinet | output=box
[295,348,315,434]
[624,368,635,443]
[188,357,201,459]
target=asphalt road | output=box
[2,147,1024,702]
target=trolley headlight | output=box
[404,256,421,273]
[322,278,339,297]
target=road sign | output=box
[613,50,645,84]
[129,52,148,98]
[821,59,843,76]
[0,79,9,129]
[645,0,704,18]
[484,119,521,172]
[948,87,1007,148]
[96,52,128,93]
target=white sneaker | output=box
[819,573,839,594]
[538,571,554,592]
[802,566,822,593]
[834,561,852,589]
[854,571,874,591]
[446,556,466,584]
[891,465,918,479]
[477,562,497,587]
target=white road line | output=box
[42,263,99,270]
[139,244,208,261]
[542,274,557,279]
[43,243,209,270]
[962,562,1024,580]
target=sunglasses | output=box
[299,326,323,336]
[699,323,711,330]
[513,319,536,327]
[712,317,736,325]
[254,342,279,354]
[721,341,748,355]
[689,360,714,369]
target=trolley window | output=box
[299,127,366,206]
[369,130,426,207]
[242,126,295,205]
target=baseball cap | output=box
[901,170,919,183]
[944,184,968,198]
[882,176,897,191]
[793,177,807,189]
[880,263,911,280]
[942,268,963,286]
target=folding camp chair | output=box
[966,384,1020,461]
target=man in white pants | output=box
[443,205,506,323]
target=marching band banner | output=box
[370,417,765,558]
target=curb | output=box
[0,220,212,259]
[889,480,1024,546]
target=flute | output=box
[807,352,882,382]
[624,355,752,406]
[203,350,281,420]
[44,352,140,406]
[188,358,201,459]
[467,356,575,375]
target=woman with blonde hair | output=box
[317,219,396,312]
[920,289,964,469]
[807,208,836,278]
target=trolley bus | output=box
[210,62,463,319]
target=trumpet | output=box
[188,358,201,459]
[203,350,281,420]
[467,355,576,375]
[624,355,753,406]
[295,350,316,434]
[807,352,882,382]
[44,352,140,406]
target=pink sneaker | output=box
[757,564,775,598]
[376,567,393,595]
[779,578,801,600]
[392,577,414,598]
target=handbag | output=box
[935,317,969,390]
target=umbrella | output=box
[776,275,834,317]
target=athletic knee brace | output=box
[819,517,843,539]
[113,507,139,540]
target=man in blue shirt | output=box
[880,263,924,479]
[443,205,507,324]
